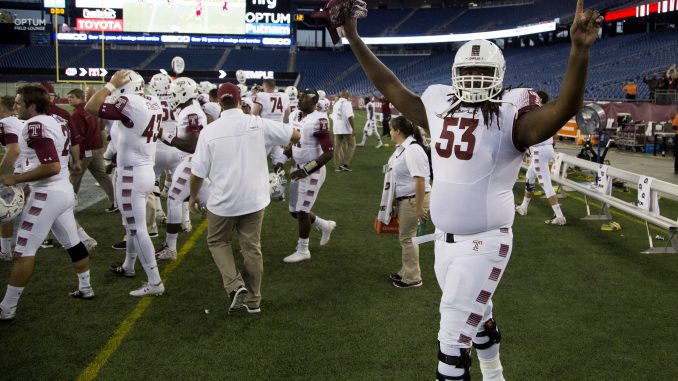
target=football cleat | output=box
[69,288,95,299]
[83,238,98,252]
[111,240,127,250]
[181,220,192,233]
[148,231,159,238]
[392,279,423,288]
[0,251,13,262]
[40,238,55,249]
[318,220,336,246]
[0,305,16,321]
[283,250,311,263]
[105,204,119,213]
[155,244,178,261]
[129,282,165,297]
[109,263,135,278]
[515,205,528,216]
[375,142,383,149]
[545,216,567,226]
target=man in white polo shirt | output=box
[330,90,355,172]
[189,83,300,315]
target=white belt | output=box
[413,228,511,245]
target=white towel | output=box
[378,150,398,224]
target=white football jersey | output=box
[365,101,376,121]
[176,100,207,140]
[292,110,331,166]
[289,109,303,130]
[156,96,181,157]
[100,94,163,167]
[20,114,71,187]
[289,98,298,113]
[254,91,290,122]
[0,116,25,173]
[317,99,330,114]
[421,85,541,234]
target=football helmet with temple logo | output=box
[0,185,25,224]
[269,172,285,202]
[451,39,506,104]
[113,70,145,97]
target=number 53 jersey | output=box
[99,94,163,167]
[421,85,541,234]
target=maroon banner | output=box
[594,102,678,126]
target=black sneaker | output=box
[340,164,352,172]
[69,288,95,299]
[392,279,423,288]
[105,204,119,213]
[40,239,55,249]
[148,232,159,238]
[109,263,135,278]
[111,240,127,250]
[228,285,248,314]
[389,273,402,282]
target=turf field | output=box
[1,110,678,380]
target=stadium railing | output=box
[545,153,678,254]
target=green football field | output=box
[1,110,678,380]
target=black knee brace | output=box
[525,181,535,193]
[473,318,502,350]
[67,242,89,263]
[436,344,471,381]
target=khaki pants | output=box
[206,209,265,308]
[69,148,115,203]
[397,193,430,284]
[334,134,355,169]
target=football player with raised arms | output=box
[154,77,208,260]
[0,85,95,321]
[341,0,602,379]
[283,89,337,263]
[86,70,165,297]
[356,96,383,148]
[0,95,24,261]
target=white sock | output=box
[552,204,564,219]
[77,227,92,242]
[297,238,310,252]
[123,237,137,271]
[478,352,505,381]
[166,233,178,251]
[77,270,92,291]
[141,262,162,285]
[312,216,327,229]
[520,196,531,209]
[0,285,24,310]
[1,237,13,253]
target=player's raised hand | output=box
[570,0,603,49]
[109,70,131,89]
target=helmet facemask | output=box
[451,64,504,104]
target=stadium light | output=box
[340,21,557,45]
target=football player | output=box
[342,0,602,379]
[0,95,24,261]
[199,88,221,123]
[154,77,208,260]
[283,89,337,263]
[515,91,566,225]
[0,85,95,321]
[252,78,290,173]
[86,70,165,297]
[356,96,383,148]
[148,73,181,226]
[285,86,298,113]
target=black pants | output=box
[382,115,391,136]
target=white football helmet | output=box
[169,77,199,108]
[236,70,247,84]
[316,98,330,113]
[199,81,215,94]
[317,90,326,100]
[149,73,172,97]
[285,86,298,100]
[0,185,25,224]
[269,172,285,202]
[113,70,145,97]
[451,39,505,104]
